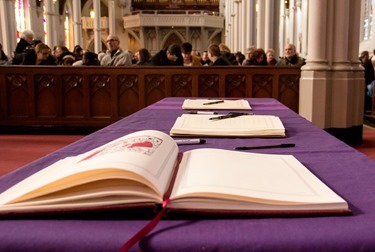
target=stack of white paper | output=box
[182,99,252,110]
[170,114,285,137]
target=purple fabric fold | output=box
[1,98,375,252]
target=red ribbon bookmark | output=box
[119,199,169,252]
[119,153,183,251]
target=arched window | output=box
[15,0,26,39]
[363,0,374,40]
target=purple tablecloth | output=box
[1,97,375,252]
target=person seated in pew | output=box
[201,50,212,66]
[181,42,202,66]
[144,44,183,66]
[21,43,56,65]
[276,43,305,67]
[207,44,232,66]
[133,48,151,65]
[101,34,132,66]
[82,51,100,66]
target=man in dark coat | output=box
[145,44,183,66]
[276,43,305,67]
[12,30,35,65]
[207,44,231,66]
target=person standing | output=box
[101,34,132,66]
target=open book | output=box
[182,99,252,110]
[0,130,349,216]
[170,114,286,137]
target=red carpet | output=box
[0,134,85,176]
[0,126,374,177]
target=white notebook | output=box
[170,114,285,137]
[182,99,252,110]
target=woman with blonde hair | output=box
[22,43,56,65]
[266,48,278,66]
[218,43,237,65]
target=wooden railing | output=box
[0,66,301,130]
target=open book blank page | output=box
[182,99,252,110]
[169,148,348,211]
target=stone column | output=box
[299,0,363,145]
[245,0,256,49]
[279,0,287,53]
[239,0,245,52]
[108,0,116,35]
[330,0,352,128]
[348,0,365,128]
[26,0,44,42]
[300,0,308,56]
[299,0,330,126]
[0,0,17,55]
[256,0,265,48]
[264,0,274,51]
[93,0,101,53]
[44,0,57,47]
[230,13,234,49]
[288,0,296,44]
[72,0,83,47]
[233,0,240,52]
[228,1,234,50]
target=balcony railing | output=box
[131,0,220,11]
[81,16,109,30]
[123,10,223,29]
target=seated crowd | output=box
[0,30,306,67]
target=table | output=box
[1,98,375,251]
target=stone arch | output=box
[88,39,106,53]
[206,29,222,48]
[161,31,184,49]
[82,0,109,17]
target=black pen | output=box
[175,139,206,145]
[188,111,218,115]
[209,115,232,120]
[210,112,251,120]
[203,100,224,105]
[234,143,295,150]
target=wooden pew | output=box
[0,65,301,131]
